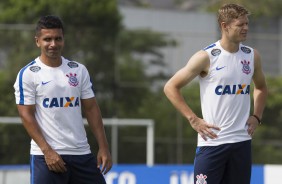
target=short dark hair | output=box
[35,15,64,36]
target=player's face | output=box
[225,15,249,43]
[35,29,64,61]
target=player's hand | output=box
[189,116,221,141]
[44,148,67,173]
[97,148,112,175]
[247,116,259,137]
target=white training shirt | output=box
[198,41,254,146]
[14,57,95,155]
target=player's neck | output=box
[39,55,62,67]
[219,39,240,53]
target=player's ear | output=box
[35,36,40,47]
[221,22,229,33]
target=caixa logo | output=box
[43,97,80,108]
[215,84,250,95]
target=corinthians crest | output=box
[241,60,251,75]
[196,174,207,184]
[66,73,79,87]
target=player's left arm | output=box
[247,49,268,136]
[81,97,112,174]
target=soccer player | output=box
[164,3,267,184]
[14,15,112,184]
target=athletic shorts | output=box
[194,140,251,184]
[30,153,106,184]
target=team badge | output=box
[30,66,41,72]
[241,46,251,54]
[66,73,79,87]
[67,61,79,68]
[211,49,221,56]
[241,60,251,75]
[196,174,207,184]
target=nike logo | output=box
[42,81,52,85]
[216,66,226,70]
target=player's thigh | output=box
[69,154,106,184]
[194,145,230,184]
[30,155,70,184]
[222,140,252,184]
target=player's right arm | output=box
[17,105,66,172]
[164,50,220,140]
[14,66,66,173]
[17,104,67,173]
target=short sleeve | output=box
[14,66,36,105]
[80,65,95,99]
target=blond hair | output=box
[217,4,250,26]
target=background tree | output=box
[252,77,282,163]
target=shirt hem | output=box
[197,137,252,147]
